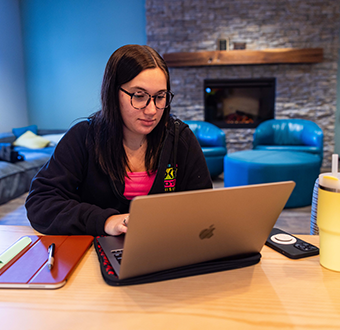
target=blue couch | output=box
[0,128,65,205]
[185,120,227,178]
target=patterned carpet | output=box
[0,175,312,234]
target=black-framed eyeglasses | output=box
[120,87,174,110]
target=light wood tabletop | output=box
[1,225,340,330]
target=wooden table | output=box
[1,225,340,329]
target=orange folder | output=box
[0,235,93,289]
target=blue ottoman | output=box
[224,150,322,208]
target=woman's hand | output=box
[104,214,129,236]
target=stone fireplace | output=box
[146,0,340,169]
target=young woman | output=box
[25,45,212,236]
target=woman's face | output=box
[119,68,167,140]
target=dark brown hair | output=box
[89,45,171,183]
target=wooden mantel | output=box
[163,48,323,67]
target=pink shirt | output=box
[124,171,157,200]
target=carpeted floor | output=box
[0,175,312,234]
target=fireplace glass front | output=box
[204,78,276,128]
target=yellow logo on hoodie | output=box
[164,165,177,192]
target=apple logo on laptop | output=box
[199,225,215,239]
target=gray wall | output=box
[335,42,340,155]
[146,0,340,169]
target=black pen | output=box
[48,243,55,270]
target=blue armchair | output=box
[224,119,324,207]
[185,120,227,178]
[253,119,324,164]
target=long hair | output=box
[89,45,171,183]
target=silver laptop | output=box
[98,181,295,280]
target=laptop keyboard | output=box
[110,249,123,264]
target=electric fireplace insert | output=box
[204,78,276,128]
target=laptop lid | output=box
[98,181,295,280]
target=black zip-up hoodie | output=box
[25,116,212,236]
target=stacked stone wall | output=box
[146,0,340,169]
